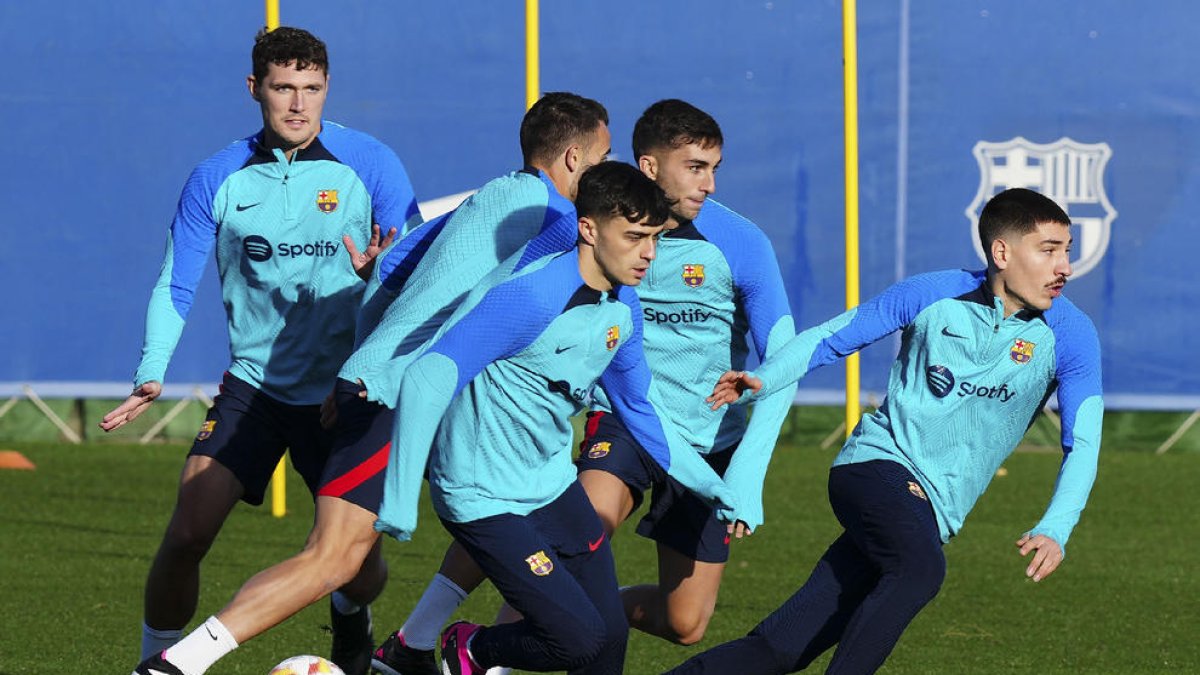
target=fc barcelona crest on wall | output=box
[966,137,1116,279]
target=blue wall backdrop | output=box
[2,1,1195,408]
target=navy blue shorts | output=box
[575,411,735,564]
[442,481,627,673]
[188,372,333,506]
[316,378,394,514]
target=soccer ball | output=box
[267,655,345,674]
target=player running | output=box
[129,92,609,675]
[374,161,739,675]
[374,100,797,674]
[107,27,419,675]
[669,187,1104,674]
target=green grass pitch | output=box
[1,415,1197,673]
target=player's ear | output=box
[564,144,581,173]
[638,154,657,180]
[247,75,261,101]
[991,237,1010,270]
[578,216,599,246]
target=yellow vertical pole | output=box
[525,0,540,110]
[266,0,286,518]
[842,0,862,438]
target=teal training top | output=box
[133,122,420,404]
[593,199,796,532]
[751,269,1104,550]
[375,250,737,541]
[339,168,577,405]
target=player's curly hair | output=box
[575,161,672,228]
[978,188,1071,264]
[632,99,723,159]
[252,26,328,81]
[521,92,609,167]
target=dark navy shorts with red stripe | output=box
[575,410,736,564]
[316,378,395,514]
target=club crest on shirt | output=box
[682,264,705,288]
[907,481,928,501]
[526,550,554,576]
[195,420,216,441]
[1010,338,1036,364]
[587,441,611,459]
[606,325,620,350]
[316,189,339,213]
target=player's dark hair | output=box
[252,26,328,81]
[520,92,609,167]
[978,188,1071,264]
[632,99,724,159]
[576,162,672,228]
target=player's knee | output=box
[284,531,372,593]
[159,523,218,562]
[666,611,713,646]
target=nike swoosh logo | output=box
[205,625,218,641]
[554,345,574,354]
[235,202,261,212]
[588,533,606,552]
[941,326,968,339]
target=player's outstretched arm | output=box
[99,381,162,432]
[342,223,398,282]
[707,371,763,410]
[1016,533,1064,582]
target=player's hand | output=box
[1016,533,1064,582]
[343,223,398,282]
[320,390,338,429]
[707,370,763,410]
[99,381,162,432]
[727,520,753,539]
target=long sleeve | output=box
[753,271,975,398]
[133,162,224,387]
[374,277,553,540]
[600,288,739,520]
[1028,308,1104,553]
[715,227,797,532]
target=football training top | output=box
[375,249,735,541]
[340,168,577,406]
[749,269,1103,549]
[134,122,420,404]
[593,199,797,531]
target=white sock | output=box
[399,573,468,650]
[485,667,513,675]
[141,622,183,661]
[331,590,362,615]
[162,616,239,675]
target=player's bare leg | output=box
[144,455,244,634]
[215,495,383,640]
[623,543,725,645]
[578,468,637,534]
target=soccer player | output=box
[669,187,1104,674]
[106,27,419,675]
[374,161,739,675]
[375,101,796,673]
[128,91,610,675]
[576,99,797,645]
